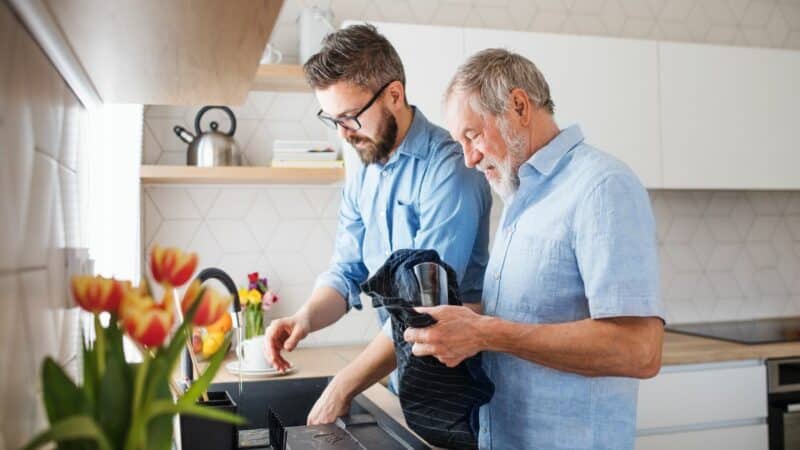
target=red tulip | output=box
[70,276,127,314]
[120,289,174,348]
[149,246,198,288]
[181,280,232,327]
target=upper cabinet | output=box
[659,42,800,189]
[366,22,466,127]
[41,0,283,105]
[464,29,663,188]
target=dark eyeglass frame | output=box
[316,80,395,131]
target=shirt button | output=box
[493,271,500,280]
[380,211,385,217]
[385,250,390,256]
[381,170,388,177]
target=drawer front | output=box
[637,360,766,430]
[635,424,767,450]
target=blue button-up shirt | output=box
[315,107,492,317]
[479,125,664,450]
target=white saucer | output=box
[225,360,294,377]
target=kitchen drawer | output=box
[635,423,767,450]
[637,360,766,431]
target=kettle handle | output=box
[195,267,241,315]
[194,105,237,137]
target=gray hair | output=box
[303,23,406,93]
[445,48,555,116]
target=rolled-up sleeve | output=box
[574,172,665,321]
[415,143,491,303]
[314,173,369,311]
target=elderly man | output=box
[403,48,665,449]
[263,24,491,417]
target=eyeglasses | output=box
[316,81,394,131]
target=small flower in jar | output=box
[261,290,279,309]
[237,288,250,307]
[247,289,262,306]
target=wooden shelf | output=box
[251,64,311,92]
[140,165,344,185]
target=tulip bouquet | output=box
[24,246,244,450]
[238,272,279,340]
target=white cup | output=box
[235,336,271,370]
[260,43,283,65]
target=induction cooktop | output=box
[667,317,800,344]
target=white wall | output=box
[0,3,88,447]
[142,0,800,341]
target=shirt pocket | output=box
[501,234,568,321]
[391,201,418,251]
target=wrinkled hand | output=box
[307,381,351,425]
[263,314,310,372]
[403,305,488,368]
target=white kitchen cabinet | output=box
[463,28,662,188]
[636,360,768,450]
[368,22,466,127]
[636,423,767,450]
[659,42,800,189]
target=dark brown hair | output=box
[303,23,406,93]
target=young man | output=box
[404,48,665,449]
[263,24,492,420]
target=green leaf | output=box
[21,416,111,450]
[96,329,132,449]
[41,358,88,423]
[82,338,97,409]
[149,399,246,426]
[145,379,177,450]
[156,287,205,376]
[180,334,231,405]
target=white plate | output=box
[225,361,294,377]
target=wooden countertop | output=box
[210,331,800,384]
[662,331,800,365]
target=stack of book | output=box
[270,140,344,168]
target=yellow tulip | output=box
[238,288,250,306]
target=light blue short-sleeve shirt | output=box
[479,125,664,450]
[314,107,492,321]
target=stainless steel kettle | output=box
[174,105,243,166]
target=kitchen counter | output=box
[211,330,800,385]
[662,331,800,365]
[199,333,800,448]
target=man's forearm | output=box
[480,316,664,378]
[331,332,397,401]
[298,286,349,332]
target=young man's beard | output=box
[347,108,398,165]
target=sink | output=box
[209,377,429,450]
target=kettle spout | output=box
[173,125,195,144]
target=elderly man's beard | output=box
[477,118,528,203]
[347,108,398,165]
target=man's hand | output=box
[403,305,489,368]
[307,380,352,425]
[263,313,311,372]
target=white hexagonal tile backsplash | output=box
[142,185,800,329]
[139,0,800,333]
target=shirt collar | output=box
[394,106,431,160]
[523,124,584,177]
